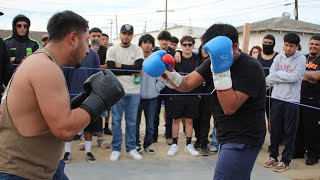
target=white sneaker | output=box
[185,144,199,156]
[167,144,179,156]
[127,149,143,160]
[110,151,120,161]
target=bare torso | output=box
[7,53,66,137]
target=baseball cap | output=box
[120,24,134,34]
[41,34,49,41]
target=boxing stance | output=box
[143,24,266,180]
[0,11,124,180]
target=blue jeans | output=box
[111,94,140,152]
[52,160,69,180]
[0,160,69,180]
[213,143,261,180]
[0,173,27,180]
[136,97,157,148]
[211,128,218,147]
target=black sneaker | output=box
[62,152,71,164]
[200,148,210,156]
[86,152,96,163]
[136,144,143,153]
[144,146,155,155]
[292,154,305,159]
[306,157,318,166]
[104,128,112,135]
[193,142,201,151]
[72,134,82,141]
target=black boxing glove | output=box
[70,92,90,110]
[80,70,125,122]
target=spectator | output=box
[264,33,306,172]
[256,34,278,133]
[294,35,320,165]
[193,44,213,156]
[249,45,262,59]
[169,36,179,51]
[136,34,164,154]
[40,34,48,48]
[100,33,109,48]
[4,14,40,65]
[152,30,175,145]
[0,11,10,99]
[107,24,144,161]
[166,36,200,157]
[62,49,101,163]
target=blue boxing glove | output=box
[143,50,182,89]
[142,50,167,77]
[203,36,233,91]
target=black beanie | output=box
[263,34,275,45]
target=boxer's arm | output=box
[175,71,205,92]
[30,56,91,141]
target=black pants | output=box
[193,95,211,148]
[154,95,172,142]
[294,97,320,159]
[269,99,299,165]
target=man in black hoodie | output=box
[4,14,40,65]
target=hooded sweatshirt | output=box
[4,14,40,64]
[267,50,306,102]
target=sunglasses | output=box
[181,43,193,47]
[16,24,28,28]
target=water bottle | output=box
[26,48,32,56]
[134,75,141,84]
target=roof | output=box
[0,29,47,42]
[237,17,320,35]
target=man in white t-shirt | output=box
[106,24,144,161]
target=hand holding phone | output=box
[92,39,99,46]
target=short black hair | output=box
[139,34,155,47]
[102,33,109,38]
[89,27,102,34]
[157,30,172,40]
[284,33,300,45]
[180,36,195,44]
[47,10,88,42]
[170,36,179,44]
[310,35,320,41]
[201,23,238,45]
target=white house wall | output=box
[239,31,314,55]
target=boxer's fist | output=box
[143,50,181,89]
[70,92,90,109]
[162,54,175,71]
[80,70,125,122]
[158,54,182,89]
[204,36,233,91]
[142,50,167,77]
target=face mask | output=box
[263,44,274,55]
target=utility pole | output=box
[188,17,193,35]
[110,19,113,42]
[156,0,174,30]
[115,15,118,38]
[143,20,147,33]
[294,0,298,20]
[165,0,168,29]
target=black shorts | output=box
[166,95,200,119]
[84,116,103,133]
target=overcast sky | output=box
[0,0,319,39]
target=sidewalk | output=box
[64,109,320,180]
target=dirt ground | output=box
[66,108,320,180]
